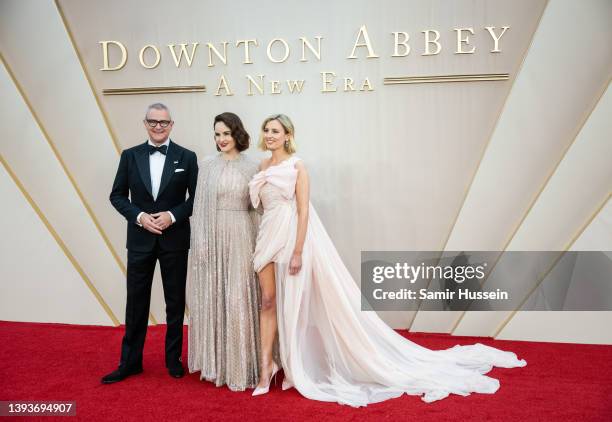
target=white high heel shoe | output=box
[281,379,293,391]
[252,362,280,396]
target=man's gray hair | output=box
[145,103,172,120]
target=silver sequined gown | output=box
[187,154,260,391]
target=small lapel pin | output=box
[174,160,179,164]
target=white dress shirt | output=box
[136,139,175,225]
[149,139,168,200]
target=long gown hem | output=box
[248,156,526,407]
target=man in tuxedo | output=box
[102,103,198,383]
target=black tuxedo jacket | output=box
[110,140,198,252]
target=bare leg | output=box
[255,262,277,389]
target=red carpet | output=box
[0,321,610,421]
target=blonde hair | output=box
[258,114,296,154]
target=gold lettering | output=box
[246,74,265,95]
[270,80,281,94]
[360,78,373,91]
[267,39,290,63]
[167,43,199,67]
[320,71,337,92]
[287,80,305,93]
[421,30,441,56]
[392,32,410,57]
[99,41,127,71]
[236,39,258,64]
[485,26,509,53]
[347,25,379,59]
[344,78,355,92]
[454,28,475,54]
[300,36,322,61]
[206,42,228,67]
[214,75,233,96]
[139,45,161,69]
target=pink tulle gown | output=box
[248,156,526,406]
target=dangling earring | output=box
[284,139,289,149]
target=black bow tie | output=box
[148,144,168,155]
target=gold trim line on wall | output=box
[492,193,612,338]
[102,85,206,95]
[54,0,122,156]
[413,1,550,332]
[384,73,509,85]
[2,52,159,326]
[0,154,120,327]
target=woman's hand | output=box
[289,251,302,275]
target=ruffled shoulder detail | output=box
[248,156,300,208]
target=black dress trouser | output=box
[119,243,188,370]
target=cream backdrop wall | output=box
[1,0,610,344]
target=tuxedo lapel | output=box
[157,140,180,200]
[134,142,153,198]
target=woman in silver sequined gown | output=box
[187,112,261,391]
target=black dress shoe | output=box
[168,365,184,378]
[101,366,143,384]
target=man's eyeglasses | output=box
[146,119,171,128]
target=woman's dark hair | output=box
[214,112,250,151]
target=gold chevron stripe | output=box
[497,78,611,253]
[408,0,550,331]
[1,53,157,325]
[0,154,120,326]
[492,193,611,337]
[450,76,611,334]
[54,0,122,156]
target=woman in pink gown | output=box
[249,114,526,406]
